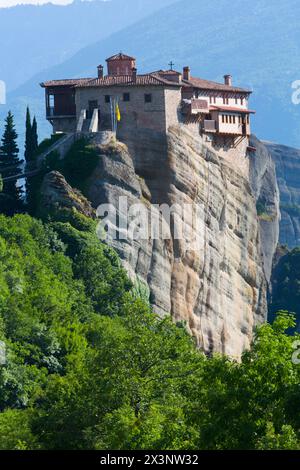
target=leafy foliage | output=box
[0,212,300,450]
[36,134,64,157]
[44,138,99,194]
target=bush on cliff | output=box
[44,138,98,194]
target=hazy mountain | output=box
[3,0,300,148]
[0,0,176,91]
[266,141,300,249]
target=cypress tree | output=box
[32,116,38,155]
[25,112,39,214]
[0,111,23,215]
[24,107,39,162]
[24,106,33,162]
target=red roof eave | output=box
[40,78,93,88]
[210,105,256,114]
[182,77,251,94]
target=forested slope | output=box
[0,211,299,450]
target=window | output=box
[222,115,225,123]
[210,96,216,104]
[235,97,238,105]
[144,93,152,103]
[105,95,111,103]
[233,116,236,124]
[241,97,244,106]
[49,94,54,107]
[223,95,229,105]
[123,93,130,102]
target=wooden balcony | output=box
[46,105,76,119]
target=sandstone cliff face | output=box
[40,128,279,358]
[83,127,279,358]
[249,136,280,281]
[265,141,300,249]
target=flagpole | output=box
[110,98,114,132]
[116,97,119,133]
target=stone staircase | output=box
[81,119,91,133]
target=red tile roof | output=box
[155,69,181,75]
[210,105,255,113]
[75,73,181,88]
[106,53,136,62]
[183,76,251,94]
[40,78,93,87]
[40,70,251,94]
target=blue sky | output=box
[0,0,72,6]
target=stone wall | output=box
[164,88,182,130]
[75,85,171,134]
[52,117,76,134]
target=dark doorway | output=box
[88,100,98,119]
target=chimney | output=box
[132,67,137,83]
[183,66,191,81]
[224,74,232,86]
[97,65,104,79]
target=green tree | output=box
[0,111,23,215]
[24,110,39,214]
[1,209,300,451]
[183,312,300,450]
[24,107,33,162]
[30,306,201,450]
[25,108,39,163]
[32,116,38,156]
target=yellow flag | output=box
[116,103,121,122]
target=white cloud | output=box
[0,0,73,7]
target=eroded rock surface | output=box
[84,127,279,358]
[249,135,280,281]
[40,128,280,358]
[40,171,95,218]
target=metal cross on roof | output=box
[169,61,175,70]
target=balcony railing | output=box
[46,106,76,118]
[203,120,217,132]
